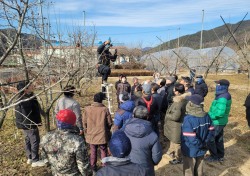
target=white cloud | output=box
[51,0,250,27]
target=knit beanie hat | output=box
[56,109,76,129]
[109,130,131,158]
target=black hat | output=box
[215,79,230,86]
[17,81,29,91]
[181,76,191,83]
[186,94,204,105]
[196,75,203,78]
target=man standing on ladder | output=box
[97,38,118,86]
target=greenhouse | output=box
[141,46,240,74]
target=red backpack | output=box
[142,96,153,113]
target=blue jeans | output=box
[208,125,225,159]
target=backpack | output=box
[142,96,153,113]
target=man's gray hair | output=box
[133,105,148,119]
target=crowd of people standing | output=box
[15,72,232,176]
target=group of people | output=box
[15,71,232,176]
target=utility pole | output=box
[199,10,205,74]
[200,10,204,50]
[177,27,180,48]
[83,11,86,29]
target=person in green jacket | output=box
[206,79,232,162]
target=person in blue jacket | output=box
[113,92,135,132]
[181,94,214,176]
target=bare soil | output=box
[0,73,250,176]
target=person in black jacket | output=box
[97,38,118,84]
[194,75,208,97]
[244,93,250,128]
[15,81,45,167]
[136,83,159,132]
[96,130,147,176]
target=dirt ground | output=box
[0,73,250,176]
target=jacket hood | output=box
[101,156,130,165]
[173,94,186,103]
[119,100,135,112]
[186,101,207,117]
[180,91,191,99]
[124,118,153,138]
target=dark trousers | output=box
[23,128,40,162]
[208,125,225,159]
[89,144,108,169]
[246,108,250,127]
[98,65,111,82]
[183,155,204,176]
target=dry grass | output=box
[0,73,250,176]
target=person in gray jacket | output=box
[55,85,83,135]
[123,105,162,176]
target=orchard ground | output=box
[0,72,250,176]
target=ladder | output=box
[101,83,114,115]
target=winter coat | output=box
[117,82,131,95]
[194,80,208,97]
[40,129,90,176]
[82,102,112,144]
[115,80,121,90]
[181,102,215,158]
[165,83,175,108]
[208,91,232,125]
[136,95,159,121]
[152,93,163,112]
[15,93,42,130]
[96,157,147,176]
[244,94,250,108]
[131,83,141,95]
[97,43,117,66]
[123,118,162,176]
[187,87,195,95]
[114,100,135,129]
[157,86,166,97]
[55,96,83,131]
[164,94,188,144]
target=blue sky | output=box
[48,0,250,48]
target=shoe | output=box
[204,156,219,162]
[31,160,46,167]
[218,158,224,162]
[169,159,183,165]
[27,159,32,164]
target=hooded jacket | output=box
[194,80,208,97]
[123,118,162,176]
[164,94,188,144]
[114,100,135,129]
[181,102,214,158]
[96,157,147,176]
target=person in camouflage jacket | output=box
[40,109,91,176]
